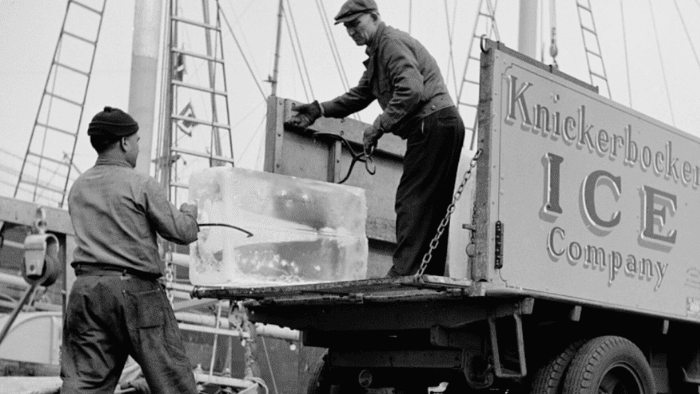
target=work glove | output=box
[285,101,323,131]
[179,203,198,219]
[362,125,383,155]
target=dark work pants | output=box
[60,273,198,394]
[388,106,465,276]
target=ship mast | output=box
[518,0,538,59]
[270,0,284,97]
[129,0,164,175]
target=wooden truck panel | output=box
[475,40,700,322]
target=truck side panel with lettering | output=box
[475,40,700,322]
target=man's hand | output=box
[179,203,198,218]
[122,377,151,394]
[284,101,322,131]
[363,125,383,155]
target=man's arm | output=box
[321,69,375,118]
[143,178,199,245]
[285,72,375,131]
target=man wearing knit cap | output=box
[61,106,200,393]
[286,0,465,277]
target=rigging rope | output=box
[220,10,268,100]
[238,112,267,165]
[282,7,310,101]
[33,36,64,204]
[672,0,700,73]
[154,0,170,186]
[408,0,413,35]
[315,0,350,93]
[443,0,459,100]
[485,0,500,41]
[319,0,353,93]
[315,0,361,121]
[619,0,632,108]
[646,0,676,127]
[260,337,280,394]
[549,0,558,68]
[285,0,316,99]
[224,2,261,76]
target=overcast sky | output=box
[1,0,699,204]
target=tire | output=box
[306,351,329,394]
[529,340,585,394]
[562,336,655,394]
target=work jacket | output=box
[68,157,199,276]
[321,22,454,138]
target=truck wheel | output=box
[306,351,329,394]
[562,336,655,394]
[529,340,585,394]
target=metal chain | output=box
[415,148,483,277]
[164,243,175,305]
[165,261,174,305]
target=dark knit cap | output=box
[87,106,139,137]
[334,0,378,25]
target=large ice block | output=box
[188,167,368,286]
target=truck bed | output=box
[192,275,477,306]
[191,275,540,341]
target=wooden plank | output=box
[193,275,473,301]
[264,95,285,173]
[473,41,496,281]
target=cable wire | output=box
[318,0,352,92]
[285,0,316,99]
[672,0,700,73]
[283,1,311,101]
[647,0,676,126]
[238,112,267,165]
[485,0,500,41]
[444,0,459,100]
[220,9,267,100]
[315,0,350,92]
[619,0,632,108]
[260,337,280,394]
[221,2,262,82]
[314,0,361,121]
[228,101,265,164]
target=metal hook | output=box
[198,223,254,238]
[313,132,377,184]
[480,34,489,53]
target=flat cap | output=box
[334,0,378,25]
[87,106,139,137]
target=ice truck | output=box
[193,40,700,394]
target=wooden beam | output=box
[0,196,73,235]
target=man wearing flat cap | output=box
[287,0,464,277]
[61,107,200,393]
